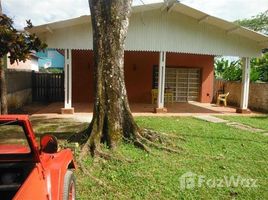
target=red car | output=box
[0,115,76,200]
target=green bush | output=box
[221,60,242,81]
[251,53,268,82]
[215,54,268,82]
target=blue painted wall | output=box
[37,49,64,68]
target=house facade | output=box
[6,54,39,71]
[37,49,64,69]
[28,1,268,113]
[71,50,213,104]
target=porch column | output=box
[61,49,74,114]
[236,57,251,113]
[155,51,167,113]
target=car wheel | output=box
[63,170,76,200]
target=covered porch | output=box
[62,49,251,114]
[22,101,254,116]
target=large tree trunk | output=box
[0,0,8,115]
[83,0,140,155]
[0,58,8,114]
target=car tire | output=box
[62,170,76,200]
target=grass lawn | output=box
[218,115,268,131]
[74,117,268,200]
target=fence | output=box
[214,79,268,112]
[6,69,32,109]
[32,72,64,102]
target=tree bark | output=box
[0,58,8,114]
[0,1,8,114]
[83,0,140,155]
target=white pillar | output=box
[157,51,166,109]
[240,57,250,110]
[64,49,72,109]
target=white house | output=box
[28,1,268,114]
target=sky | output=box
[2,0,268,29]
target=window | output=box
[0,122,31,154]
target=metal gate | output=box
[165,68,200,102]
[32,72,64,102]
[153,66,201,102]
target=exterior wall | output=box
[6,69,32,109]
[166,53,214,103]
[38,9,262,57]
[7,89,32,110]
[72,50,94,103]
[31,59,39,71]
[214,80,268,112]
[47,50,64,68]
[7,56,39,71]
[72,51,214,103]
[37,49,65,68]
[8,59,37,71]
[125,51,158,103]
[126,10,261,57]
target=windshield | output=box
[0,121,31,154]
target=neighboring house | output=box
[28,1,268,113]
[36,49,64,69]
[6,54,39,71]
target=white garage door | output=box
[165,68,201,102]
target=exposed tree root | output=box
[71,125,183,160]
[139,129,183,152]
[79,140,135,163]
[143,129,186,142]
[122,136,150,153]
[67,128,90,145]
[133,139,151,152]
[68,111,184,160]
[94,149,134,163]
[74,125,184,199]
[137,134,182,154]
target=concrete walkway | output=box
[195,115,228,123]
[31,113,93,123]
[194,115,267,136]
[226,122,264,133]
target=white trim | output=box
[157,51,166,108]
[64,49,72,109]
[240,57,250,110]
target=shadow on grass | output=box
[179,133,268,144]
[250,115,268,120]
[30,117,89,141]
[35,131,85,140]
